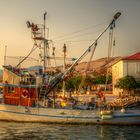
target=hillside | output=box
[75,57,122,76]
[42,56,122,76]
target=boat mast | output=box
[63,44,66,97]
[43,12,47,75]
[4,45,7,65]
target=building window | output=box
[135,63,140,74]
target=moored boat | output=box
[0,104,140,125]
[0,12,140,125]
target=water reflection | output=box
[0,122,139,140]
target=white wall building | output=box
[112,52,140,95]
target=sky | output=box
[0,0,140,68]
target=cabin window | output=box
[8,86,15,93]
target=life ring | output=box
[21,89,29,98]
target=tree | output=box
[115,75,138,95]
[66,75,82,92]
[93,74,112,84]
[137,80,140,88]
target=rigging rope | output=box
[46,40,51,67]
[52,20,108,40]
[78,41,97,93]
[112,26,116,57]
[16,40,43,68]
[105,22,115,90]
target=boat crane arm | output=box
[46,12,121,95]
[61,12,121,79]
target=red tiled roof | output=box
[122,52,140,60]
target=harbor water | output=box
[0,122,139,140]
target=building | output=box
[112,52,140,95]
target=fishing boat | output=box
[0,12,140,125]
